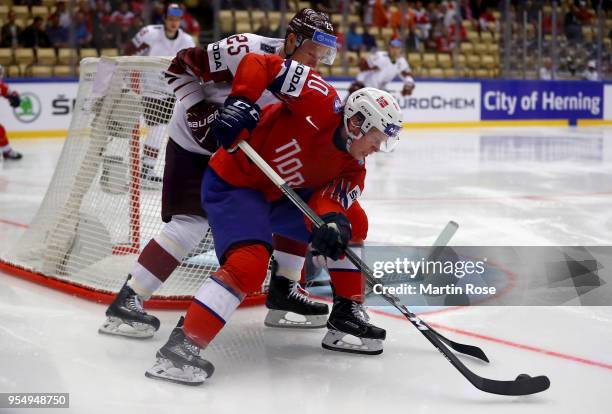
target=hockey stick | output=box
[237,140,550,396]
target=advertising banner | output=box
[481,80,603,122]
[2,81,79,132]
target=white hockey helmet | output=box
[343,87,403,152]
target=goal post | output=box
[0,56,268,308]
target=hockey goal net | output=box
[0,56,268,308]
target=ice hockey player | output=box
[123,3,196,184]
[144,52,403,385]
[0,64,23,160]
[349,38,415,97]
[99,9,336,339]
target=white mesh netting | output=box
[0,56,268,305]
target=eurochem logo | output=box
[13,92,41,123]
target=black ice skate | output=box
[265,272,329,329]
[145,316,215,386]
[98,275,160,339]
[2,149,22,160]
[322,297,386,355]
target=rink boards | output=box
[3,77,612,136]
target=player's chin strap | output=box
[236,139,551,397]
[283,33,304,61]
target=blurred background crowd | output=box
[0,0,611,79]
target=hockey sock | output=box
[272,234,307,282]
[0,124,10,150]
[129,215,209,299]
[183,244,269,347]
[328,245,365,303]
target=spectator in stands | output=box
[180,4,201,36]
[362,25,377,51]
[539,57,553,80]
[46,13,69,48]
[91,0,114,50]
[0,10,22,48]
[111,1,135,49]
[582,60,600,81]
[372,0,391,28]
[346,22,364,52]
[254,16,279,38]
[20,16,51,48]
[460,0,473,21]
[575,0,594,25]
[430,21,450,52]
[72,11,93,48]
[152,2,165,25]
[478,6,496,34]
[55,1,72,29]
[564,4,583,42]
[414,1,431,44]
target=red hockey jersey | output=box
[209,53,366,215]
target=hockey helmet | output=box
[343,87,403,152]
[286,8,337,65]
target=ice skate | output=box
[98,275,160,339]
[145,317,214,385]
[264,272,328,329]
[2,149,22,160]
[322,297,386,355]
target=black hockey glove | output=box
[211,96,260,150]
[311,212,352,261]
[8,92,20,108]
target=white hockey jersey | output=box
[356,51,414,91]
[165,33,285,155]
[130,24,195,57]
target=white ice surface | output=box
[1,129,612,413]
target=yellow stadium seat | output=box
[11,6,30,21]
[100,48,118,57]
[473,42,488,56]
[347,66,359,77]
[268,11,281,26]
[488,43,499,56]
[219,10,233,33]
[331,66,344,76]
[15,48,35,66]
[0,5,9,21]
[437,53,452,69]
[57,48,77,65]
[251,10,264,24]
[429,68,444,78]
[36,48,55,65]
[421,53,437,69]
[481,55,496,70]
[407,52,421,67]
[31,6,49,19]
[30,65,53,77]
[53,65,73,77]
[443,68,456,78]
[236,21,251,33]
[474,68,490,78]
[7,65,20,77]
[80,48,98,59]
[0,48,13,66]
[235,10,249,24]
[467,54,481,70]
[460,42,473,54]
[466,30,480,43]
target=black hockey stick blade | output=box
[435,331,489,363]
[471,373,551,396]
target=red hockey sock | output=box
[183,244,269,347]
